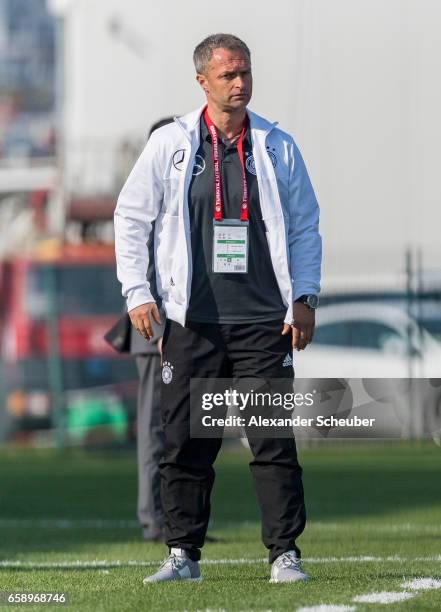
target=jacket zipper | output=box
[172,116,200,311]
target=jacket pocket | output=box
[261,213,290,265]
[162,177,180,216]
[154,212,186,304]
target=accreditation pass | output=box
[213,219,249,273]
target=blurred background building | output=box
[0,0,55,156]
[1,0,440,446]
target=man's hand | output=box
[282,302,315,351]
[128,302,162,341]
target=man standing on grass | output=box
[114,33,321,583]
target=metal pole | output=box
[405,247,414,438]
[416,247,424,367]
[50,13,67,236]
[415,247,424,440]
[44,265,65,449]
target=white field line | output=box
[214,521,441,534]
[353,592,414,604]
[307,522,441,534]
[297,607,357,612]
[0,519,140,529]
[1,519,441,533]
[300,577,441,611]
[1,556,441,569]
[401,578,441,591]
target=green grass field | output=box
[0,441,440,611]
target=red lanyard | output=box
[203,108,248,222]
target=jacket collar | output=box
[174,105,278,141]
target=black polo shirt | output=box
[185,118,285,324]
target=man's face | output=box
[197,47,253,112]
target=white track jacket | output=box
[114,105,322,327]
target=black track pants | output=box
[159,318,306,563]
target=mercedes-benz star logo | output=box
[172,149,185,170]
[192,154,205,176]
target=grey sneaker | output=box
[143,548,202,584]
[270,550,310,583]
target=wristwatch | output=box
[295,294,319,310]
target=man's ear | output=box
[196,73,209,95]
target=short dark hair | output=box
[193,33,251,75]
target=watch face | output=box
[306,295,319,309]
